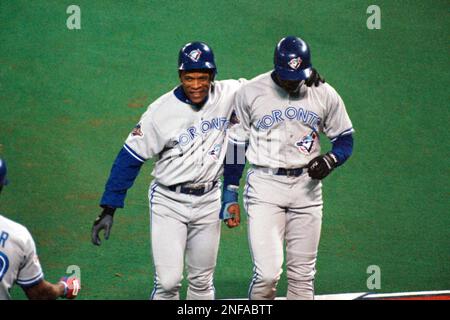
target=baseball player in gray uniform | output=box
[91,42,244,300]
[227,36,354,300]
[0,158,80,299]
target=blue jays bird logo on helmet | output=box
[288,57,302,70]
[188,49,202,62]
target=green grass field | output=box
[1,1,449,299]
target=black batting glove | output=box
[307,152,338,180]
[305,68,325,87]
[91,206,116,246]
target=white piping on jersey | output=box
[124,144,145,163]
[16,272,44,285]
[228,136,247,145]
[330,127,354,142]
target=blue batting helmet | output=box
[0,158,8,186]
[274,36,312,81]
[178,42,217,75]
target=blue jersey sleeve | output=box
[100,146,144,208]
[223,140,247,187]
[331,134,354,166]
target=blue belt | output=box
[168,181,217,196]
[275,168,304,177]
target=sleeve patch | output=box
[131,123,144,137]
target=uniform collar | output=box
[270,70,307,98]
[173,85,210,108]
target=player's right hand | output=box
[91,207,115,246]
[59,276,81,299]
[220,185,241,228]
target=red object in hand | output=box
[60,276,81,299]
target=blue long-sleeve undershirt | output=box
[100,147,144,208]
[223,141,246,187]
[331,134,353,166]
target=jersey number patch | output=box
[0,252,10,282]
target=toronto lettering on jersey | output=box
[178,117,229,146]
[255,106,321,130]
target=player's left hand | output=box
[220,185,241,228]
[307,152,338,180]
[59,276,81,299]
[91,207,115,246]
[305,68,325,87]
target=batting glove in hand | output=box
[305,68,325,87]
[220,185,241,228]
[91,207,115,246]
[59,276,81,299]
[307,152,338,180]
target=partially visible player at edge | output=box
[226,36,354,300]
[0,158,80,300]
[91,40,325,299]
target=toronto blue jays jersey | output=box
[229,71,354,169]
[124,79,246,187]
[0,215,44,300]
